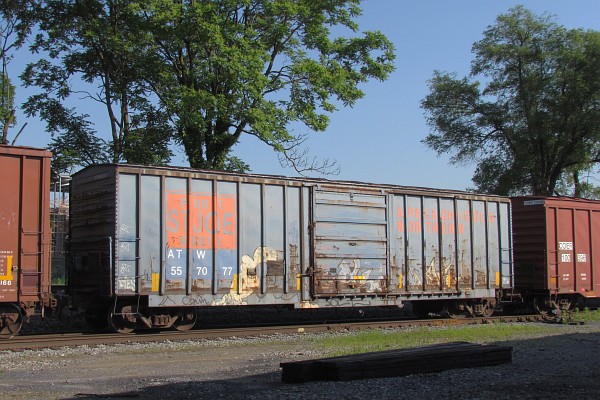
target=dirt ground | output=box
[3,322,600,400]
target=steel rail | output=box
[0,314,548,352]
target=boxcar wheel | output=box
[479,298,496,318]
[0,304,22,337]
[445,301,469,318]
[108,303,137,334]
[173,309,197,331]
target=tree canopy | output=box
[421,6,600,197]
[137,0,395,172]
[0,0,37,144]
[9,0,395,175]
[20,0,172,172]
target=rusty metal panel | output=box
[512,196,600,298]
[0,145,52,305]
[313,190,388,295]
[69,163,512,308]
[390,193,511,295]
[69,164,306,307]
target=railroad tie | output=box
[280,341,512,383]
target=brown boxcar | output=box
[68,164,513,332]
[511,196,600,312]
[0,145,54,336]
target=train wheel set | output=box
[0,304,23,337]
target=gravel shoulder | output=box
[2,321,600,400]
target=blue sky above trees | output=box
[9,1,600,190]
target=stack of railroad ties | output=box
[280,342,512,383]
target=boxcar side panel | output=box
[389,194,511,298]
[0,153,21,302]
[71,164,512,310]
[99,167,305,307]
[0,145,52,307]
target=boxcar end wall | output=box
[512,196,600,302]
[0,145,53,315]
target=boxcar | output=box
[0,145,54,336]
[67,164,513,332]
[512,196,600,313]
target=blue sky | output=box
[9,1,600,190]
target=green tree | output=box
[138,0,395,172]
[0,72,16,143]
[21,0,172,175]
[20,0,393,174]
[0,0,37,144]
[421,6,600,197]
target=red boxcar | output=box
[511,196,600,312]
[0,145,54,336]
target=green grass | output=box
[308,308,600,357]
[51,278,66,285]
[310,323,556,357]
[570,307,600,321]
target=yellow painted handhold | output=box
[0,256,13,280]
[151,272,159,292]
[232,273,238,292]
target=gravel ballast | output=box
[2,321,600,399]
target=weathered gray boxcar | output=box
[512,196,600,313]
[68,164,513,332]
[0,145,54,336]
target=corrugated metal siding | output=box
[68,166,117,303]
[512,196,600,298]
[69,164,513,308]
[511,198,548,293]
[69,165,309,306]
[0,145,52,305]
[390,194,511,296]
[313,190,389,295]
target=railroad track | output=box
[0,314,549,351]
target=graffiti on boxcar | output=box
[159,246,288,306]
[166,192,236,249]
[120,242,132,253]
[408,257,457,290]
[117,277,136,291]
[155,290,302,307]
[397,207,496,234]
[316,258,386,293]
[119,223,133,234]
[322,297,376,307]
[337,259,385,292]
[165,192,237,290]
